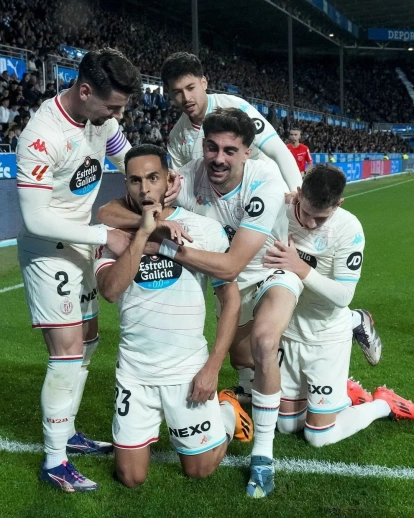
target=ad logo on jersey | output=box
[245,197,264,217]
[346,252,362,270]
[135,255,182,290]
[29,139,48,155]
[297,248,317,268]
[252,118,265,135]
[70,156,102,196]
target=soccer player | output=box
[98,108,303,497]
[94,145,252,486]
[259,164,414,449]
[287,128,313,176]
[16,48,141,492]
[162,52,303,192]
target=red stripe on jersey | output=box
[49,356,83,361]
[32,321,83,328]
[95,261,115,275]
[17,183,53,190]
[191,123,201,130]
[54,96,85,128]
[114,437,158,449]
[210,184,223,198]
[281,397,308,402]
[294,203,304,227]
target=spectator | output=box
[0,97,10,124]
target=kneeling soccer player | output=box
[259,164,414,447]
[94,145,252,487]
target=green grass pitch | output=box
[0,174,413,517]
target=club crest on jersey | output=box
[70,156,102,196]
[135,255,182,290]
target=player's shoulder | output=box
[169,113,189,135]
[171,206,226,240]
[21,97,62,135]
[178,157,204,177]
[244,159,286,187]
[332,207,363,234]
[213,93,248,110]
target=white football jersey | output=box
[94,207,229,385]
[16,93,130,258]
[176,158,288,289]
[284,203,365,345]
[168,93,282,172]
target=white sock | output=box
[68,336,99,438]
[277,407,307,434]
[351,310,362,330]
[304,400,390,447]
[237,368,254,394]
[220,401,237,441]
[251,389,280,458]
[41,355,83,469]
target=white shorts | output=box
[215,284,257,327]
[280,336,352,414]
[253,269,303,310]
[113,367,227,455]
[18,251,98,328]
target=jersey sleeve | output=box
[168,124,185,169]
[305,146,313,164]
[16,117,108,245]
[232,98,302,191]
[93,243,118,276]
[302,217,364,307]
[105,118,131,174]
[239,169,285,236]
[175,159,199,212]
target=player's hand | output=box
[106,229,133,256]
[284,191,299,205]
[263,235,310,279]
[164,170,181,206]
[188,365,218,404]
[139,203,162,236]
[155,220,193,245]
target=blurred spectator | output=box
[3,127,18,151]
[0,97,10,124]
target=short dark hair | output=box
[301,164,346,209]
[124,144,169,172]
[161,52,204,88]
[77,48,141,98]
[203,107,256,147]
[290,127,301,133]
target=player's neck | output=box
[60,88,87,124]
[161,207,175,219]
[291,142,300,148]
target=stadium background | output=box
[1,1,414,516]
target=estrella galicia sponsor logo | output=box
[245,196,264,217]
[346,252,362,270]
[308,384,332,395]
[70,156,102,196]
[169,421,211,438]
[135,255,182,290]
[252,118,265,134]
[297,248,317,268]
[224,225,236,243]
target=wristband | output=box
[94,224,108,245]
[159,239,179,259]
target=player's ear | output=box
[166,169,174,188]
[244,147,252,160]
[79,82,92,101]
[201,76,208,91]
[337,198,344,207]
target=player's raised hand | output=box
[139,202,162,236]
[164,170,182,206]
[284,190,299,205]
[263,235,310,278]
[106,229,133,256]
[188,365,218,404]
[155,220,193,245]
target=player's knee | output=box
[277,416,304,434]
[304,423,334,448]
[251,331,279,363]
[115,467,147,488]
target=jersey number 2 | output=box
[55,271,70,296]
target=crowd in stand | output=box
[0,0,413,154]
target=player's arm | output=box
[190,281,241,403]
[160,227,268,282]
[97,196,141,229]
[17,126,115,245]
[243,102,302,191]
[167,125,185,169]
[305,147,313,172]
[96,204,161,302]
[264,223,364,307]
